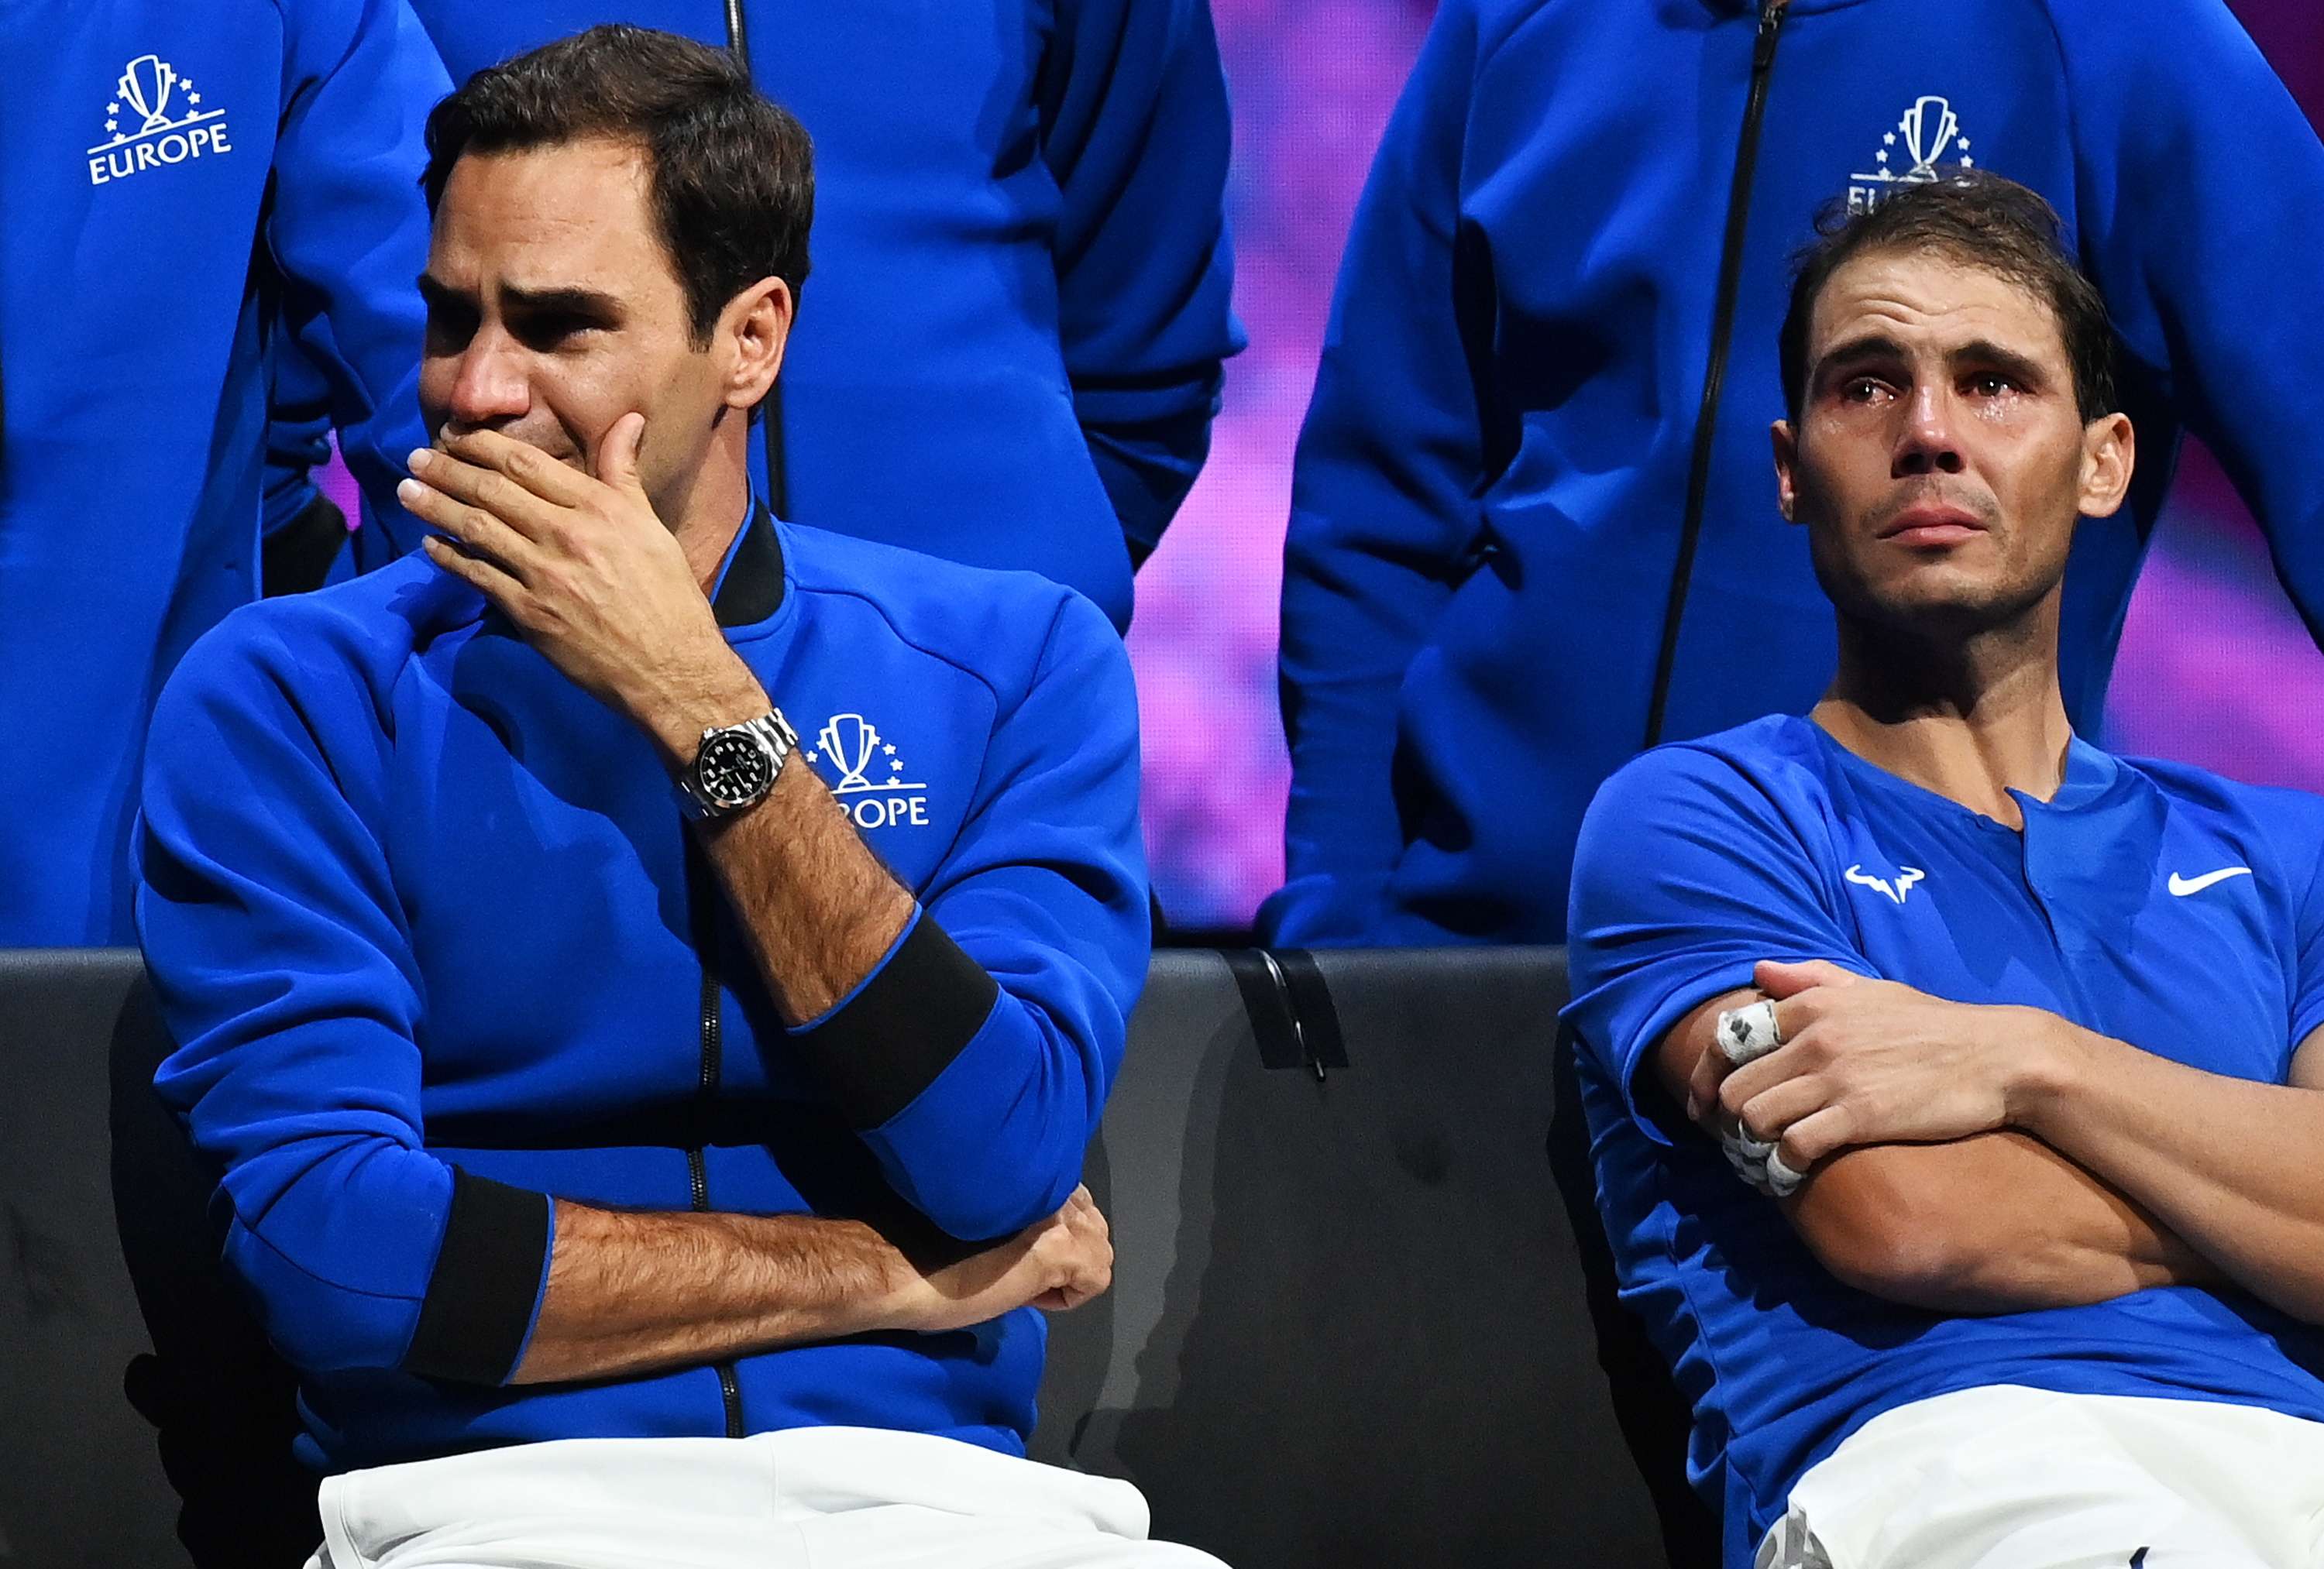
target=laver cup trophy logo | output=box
[88,53,233,187]
[803,712,933,830]
[1848,93,1975,212]
[119,53,178,132]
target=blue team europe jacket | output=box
[136,510,1150,1472]
[407,0,1243,634]
[1264,0,2324,946]
[0,0,444,944]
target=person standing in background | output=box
[0,0,446,944]
[407,0,1243,636]
[1263,0,2324,947]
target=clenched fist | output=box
[882,1186,1114,1334]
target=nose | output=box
[1892,381,1965,477]
[440,329,530,432]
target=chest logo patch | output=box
[2168,866,2253,898]
[803,712,930,830]
[88,54,232,187]
[1849,94,1975,213]
[1845,863,1925,905]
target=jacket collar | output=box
[711,503,785,629]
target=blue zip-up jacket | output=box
[0,0,445,945]
[407,0,1243,634]
[137,510,1148,1472]
[1263,0,2324,946]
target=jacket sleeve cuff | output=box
[791,907,1001,1131]
[401,1169,552,1385]
[1086,414,1211,558]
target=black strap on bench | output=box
[1220,949,1349,1080]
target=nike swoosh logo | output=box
[2168,867,2254,896]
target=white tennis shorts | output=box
[301,1425,1229,1569]
[1756,1384,2324,1569]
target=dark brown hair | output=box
[422,24,813,346]
[1779,170,2117,424]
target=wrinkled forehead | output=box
[428,137,673,304]
[1810,247,2068,367]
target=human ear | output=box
[717,277,793,413]
[1771,420,1801,524]
[2077,412,2135,520]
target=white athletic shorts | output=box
[301,1425,1229,1569]
[1756,1384,2324,1569]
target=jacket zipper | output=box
[687,850,747,1440]
[1642,0,1792,749]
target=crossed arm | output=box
[397,424,1127,1385]
[513,1190,1109,1384]
[1652,961,2324,1320]
[510,743,1107,1385]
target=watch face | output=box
[697,729,777,809]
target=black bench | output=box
[0,946,1707,1568]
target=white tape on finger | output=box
[1717,1122,1782,1194]
[1715,998,1783,1065]
[1763,1148,1803,1196]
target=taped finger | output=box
[1716,998,1784,1065]
[1763,1148,1804,1196]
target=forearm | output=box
[1663,987,2212,1310]
[512,1200,902,1384]
[2016,1024,2324,1322]
[638,660,915,1026]
[513,1186,1111,1384]
[696,757,915,1025]
[1788,1131,2216,1314]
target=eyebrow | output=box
[415,273,624,321]
[1813,332,2052,390]
[1813,333,1909,379]
[1949,338,2051,388]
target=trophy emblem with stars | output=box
[1900,95,1961,180]
[117,54,177,133]
[817,713,882,792]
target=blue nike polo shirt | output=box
[1563,714,2324,1565]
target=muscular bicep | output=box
[1776,1131,2210,1312]
[2291,1024,2324,1092]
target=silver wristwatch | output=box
[678,709,798,821]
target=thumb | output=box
[1754,957,1858,998]
[595,412,647,493]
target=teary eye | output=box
[423,299,479,353]
[512,313,601,352]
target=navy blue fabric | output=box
[0,0,443,944]
[1565,715,2324,1566]
[1266,0,2324,946]
[407,0,1243,633]
[135,517,1149,1474]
